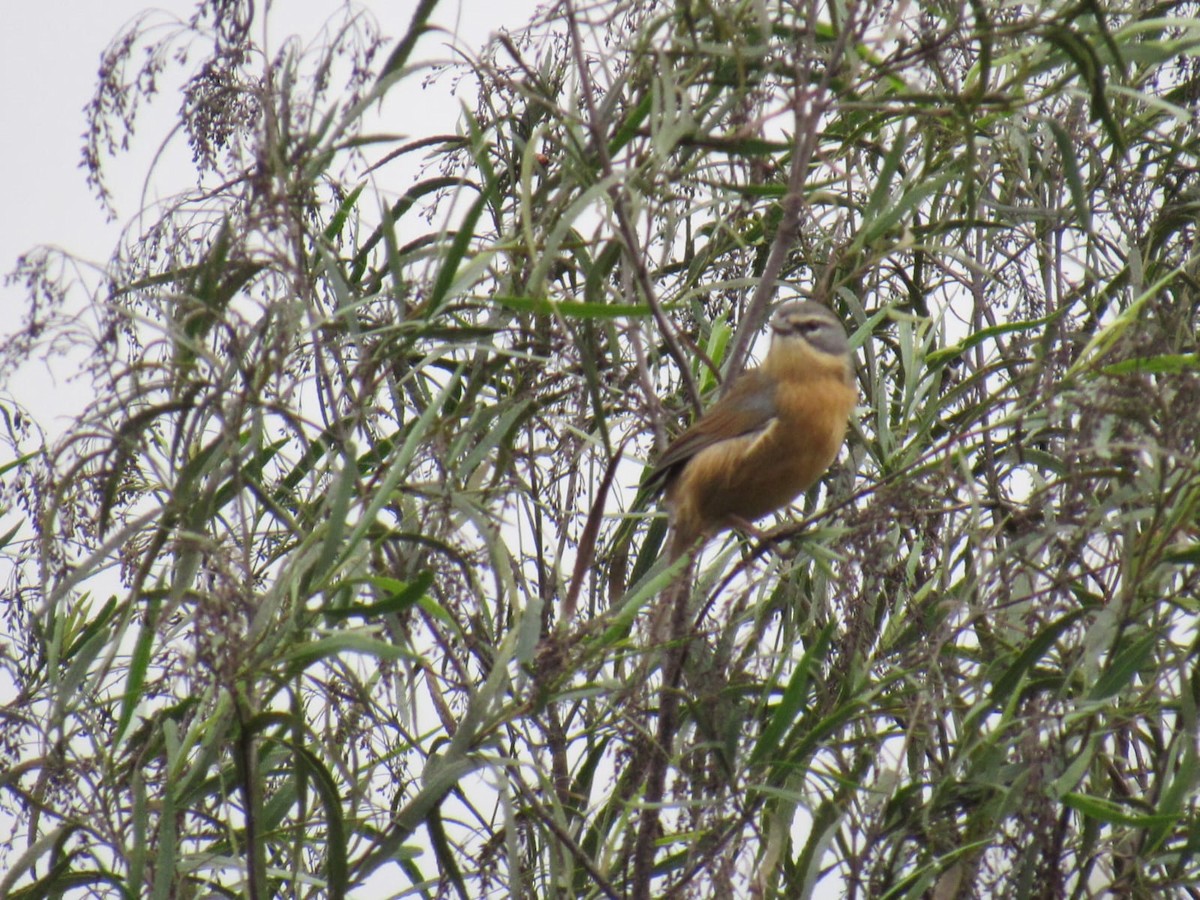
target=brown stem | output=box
[630,561,694,898]
[722,0,865,391]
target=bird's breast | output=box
[669,373,856,528]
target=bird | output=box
[648,301,857,559]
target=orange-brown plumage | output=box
[649,301,856,557]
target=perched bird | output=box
[649,301,857,558]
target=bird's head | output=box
[762,301,852,383]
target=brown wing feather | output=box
[648,369,777,489]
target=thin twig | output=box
[722,0,866,391]
[630,566,695,900]
[562,0,702,413]
[511,770,625,900]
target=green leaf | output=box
[493,295,652,319]
[1101,353,1199,376]
[1088,631,1156,701]
[324,183,365,241]
[285,632,417,668]
[852,167,957,253]
[323,572,436,621]
[1062,792,1178,829]
[749,622,835,767]
[989,608,1090,708]
[375,0,440,85]
[428,177,497,313]
[1042,116,1091,233]
[926,310,1064,368]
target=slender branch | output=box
[511,770,624,900]
[722,0,866,390]
[562,0,702,413]
[630,565,694,898]
[235,691,265,900]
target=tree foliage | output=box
[4,0,1200,896]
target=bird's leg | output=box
[726,514,769,542]
[729,516,809,551]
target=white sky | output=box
[0,0,534,250]
[0,0,536,425]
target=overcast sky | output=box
[0,0,534,427]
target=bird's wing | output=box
[648,368,778,486]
